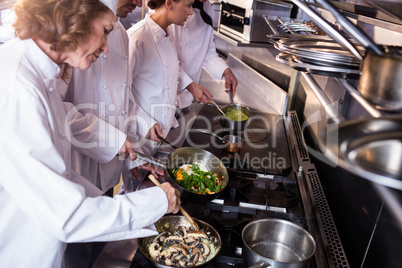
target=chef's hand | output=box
[159,182,181,214]
[186,82,212,104]
[130,164,164,180]
[223,68,238,96]
[117,137,137,161]
[146,123,163,142]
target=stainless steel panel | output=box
[199,53,288,115]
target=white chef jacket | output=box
[172,6,229,108]
[127,14,183,155]
[64,20,155,191]
[0,38,168,268]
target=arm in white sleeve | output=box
[178,65,194,91]
[202,28,228,83]
[0,94,167,243]
[63,100,127,163]
[70,169,104,197]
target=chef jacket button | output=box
[122,83,126,87]
[121,110,126,115]
[177,81,179,84]
[124,56,128,60]
[157,41,160,44]
[183,42,186,45]
[49,87,54,92]
[164,64,168,67]
[109,104,116,111]
[178,60,180,64]
[165,107,169,110]
[61,133,66,138]
[103,55,107,59]
[103,85,108,89]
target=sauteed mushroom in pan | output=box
[138,216,221,268]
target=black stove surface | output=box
[182,105,292,176]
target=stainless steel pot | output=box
[136,147,229,204]
[358,48,402,111]
[138,215,222,268]
[242,219,316,268]
[220,103,252,132]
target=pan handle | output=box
[229,89,235,105]
[248,261,272,268]
[195,129,225,142]
[136,152,167,170]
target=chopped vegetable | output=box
[170,163,224,194]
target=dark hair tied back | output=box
[147,0,164,10]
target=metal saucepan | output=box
[358,47,402,111]
[136,147,229,204]
[242,219,316,268]
[220,103,252,132]
[196,129,244,153]
[138,215,222,268]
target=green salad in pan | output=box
[170,163,224,194]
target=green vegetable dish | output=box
[224,108,248,121]
[170,163,224,194]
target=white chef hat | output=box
[100,0,119,15]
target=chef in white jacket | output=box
[173,0,238,109]
[64,1,166,266]
[0,0,180,267]
[64,0,163,196]
[127,0,199,156]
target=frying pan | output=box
[136,147,229,204]
[137,215,222,268]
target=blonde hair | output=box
[13,0,109,52]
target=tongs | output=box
[156,133,177,150]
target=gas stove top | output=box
[181,105,292,176]
[130,106,308,267]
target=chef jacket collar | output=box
[23,38,62,81]
[145,13,174,43]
